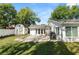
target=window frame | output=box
[65,26,78,37]
[56,27,59,35]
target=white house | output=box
[48,19,79,42]
[29,24,51,36]
[14,19,79,42]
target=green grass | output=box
[0,36,16,46]
[65,42,79,55]
[0,35,28,46]
[0,36,79,55]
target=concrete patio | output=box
[15,35,50,42]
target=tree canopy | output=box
[0,4,17,28]
[49,5,79,21]
[0,4,40,28]
[16,7,40,27]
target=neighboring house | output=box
[29,24,51,36]
[48,19,79,42]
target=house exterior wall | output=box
[61,26,66,41]
[56,27,62,40]
[48,20,79,42]
[48,22,62,41]
[48,23,55,32]
[45,29,50,35]
[30,29,36,35]
[78,27,79,37]
[30,29,50,36]
[61,26,79,42]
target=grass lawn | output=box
[0,35,79,55]
[0,35,28,46]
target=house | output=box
[48,19,79,42]
[29,24,51,36]
[15,19,79,42]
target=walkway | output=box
[16,35,50,42]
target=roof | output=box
[16,24,24,27]
[62,19,79,25]
[48,19,79,25]
[48,20,60,24]
[29,24,51,29]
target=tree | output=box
[49,5,79,21]
[69,6,79,19]
[16,7,40,27]
[0,4,17,28]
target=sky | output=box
[12,3,70,25]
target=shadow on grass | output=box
[0,42,36,55]
[0,41,74,55]
[31,41,74,55]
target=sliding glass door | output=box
[72,27,78,37]
[66,27,71,36]
[66,26,78,37]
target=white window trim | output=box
[66,26,78,37]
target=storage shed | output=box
[15,24,25,35]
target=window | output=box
[38,29,40,34]
[56,27,59,35]
[72,27,78,36]
[66,26,78,37]
[36,29,37,34]
[41,29,43,34]
[44,29,45,34]
[66,27,71,36]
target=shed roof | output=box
[16,24,24,27]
